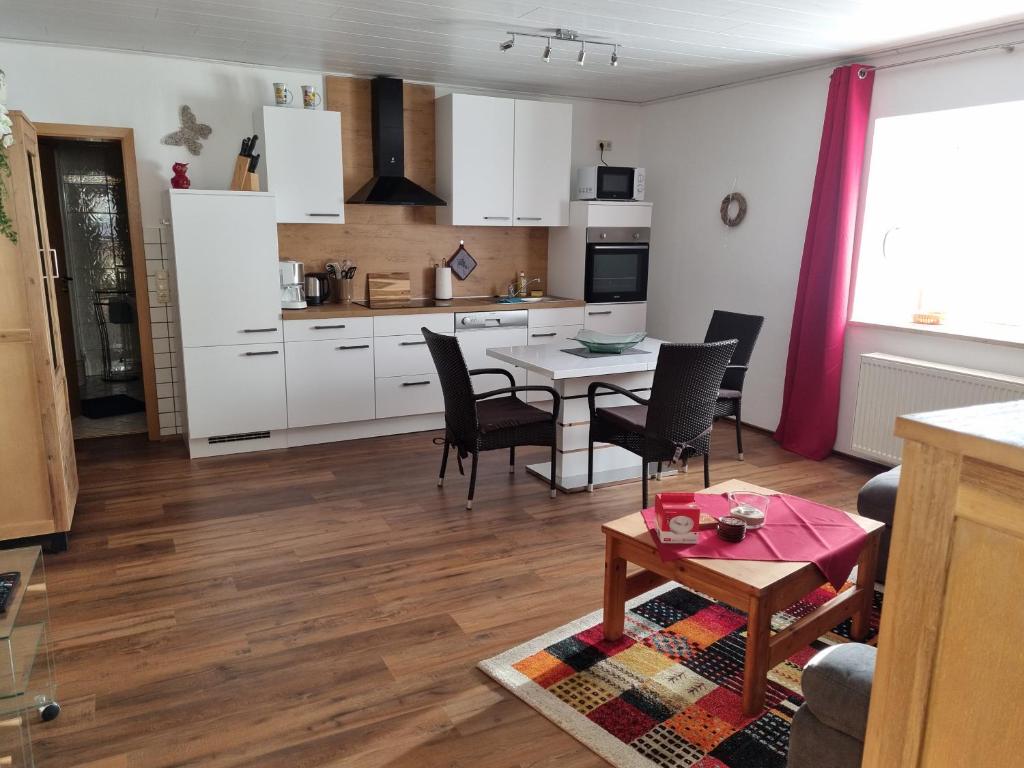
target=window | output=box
[852,99,1024,343]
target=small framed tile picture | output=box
[447,241,477,281]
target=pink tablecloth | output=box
[640,493,869,589]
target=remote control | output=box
[0,572,20,614]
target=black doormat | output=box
[80,395,146,419]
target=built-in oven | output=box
[584,227,650,303]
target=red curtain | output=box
[774,64,875,460]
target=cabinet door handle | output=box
[531,332,557,338]
[49,248,60,279]
[308,212,342,217]
[587,311,613,316]
[516,217,542,221]
[483,216,510,221]
[336,344,369,350]
[399,341,427,346]
[241,328,278,333]
[401,380,431,387]
[243,350,280,356]
[313,324,346,330]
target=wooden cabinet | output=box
[255,107,345,223]
[512,100,573,227]
[285,337,375,428]
[863,401,1024,768]
[0,111,77,543]
[436,94,571,227]
[584,302,647,333]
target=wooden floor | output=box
[35,426,879,768]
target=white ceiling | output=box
[3,0,1024,102]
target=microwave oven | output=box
[576,166,645,201]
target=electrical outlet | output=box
[597,140,613,152]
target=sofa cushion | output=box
[857,465,901,527]
[801,643,876,742]
[787,704,864,768]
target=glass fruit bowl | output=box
[572,329,647,354]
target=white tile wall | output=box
[144,225,186,437]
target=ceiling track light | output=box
[500,29,621,66]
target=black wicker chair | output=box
[704,310,765,461]
[422,328,561,510]
[586,340,737,509]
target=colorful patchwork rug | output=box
[479,582,882,768]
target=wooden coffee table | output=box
[601,479,884,715]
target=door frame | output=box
[35,123,160,441]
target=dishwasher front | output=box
[454,310,529,395]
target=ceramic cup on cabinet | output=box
[301,86,322,109]
[273,83,293,106]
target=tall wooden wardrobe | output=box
[0,111,78,548]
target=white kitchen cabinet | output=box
[456,326,527,395]
[584,302,648,334]
[526,323,583,402]
[255,107,344,224]
[436,94,571,227]
[283,317,373,342]
[435,94,515,226]
[373,312,453,337]
[376,374,444,419]
[513,100,573,227]
[182,344,287,439]
[285,338,375,428]
[169,191,283,347]
[374,334,435,378]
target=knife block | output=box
[229,156,261,192]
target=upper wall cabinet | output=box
[255,107,345,223]
[435,94,572,227]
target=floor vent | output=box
[208,431,272,445]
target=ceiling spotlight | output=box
[499,36,515,52]
[577,43,586,66]
[543,38,552,62]
[610,46,619,66]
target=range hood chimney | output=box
[346,77,447,207]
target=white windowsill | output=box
[848,319,1024,351]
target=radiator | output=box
[852,353,1024,465]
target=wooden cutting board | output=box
[367,272,411,307]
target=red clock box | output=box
[655,492,701,544]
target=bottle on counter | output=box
[517,271,527,296]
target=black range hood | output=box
[346,77,447,207]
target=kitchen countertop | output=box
[282,296,584,319]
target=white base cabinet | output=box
[182,344,287,438]
[584,302,647,334]
[374,313,453,419]
[526,324,583,402]
[285,338,375,428]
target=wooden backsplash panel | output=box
[276,74,547,299]
[278,223,547,300]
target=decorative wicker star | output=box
[162,105,212,156]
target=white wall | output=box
[640,28,1024,455]
[0,40,324,226]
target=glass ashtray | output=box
[727,492,770,529]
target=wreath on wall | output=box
[720,192,747,227]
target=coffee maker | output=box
[279,261,306,309]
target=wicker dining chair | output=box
[704,310,765,460]
[422,328,561,510]
[587,340,737,509]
